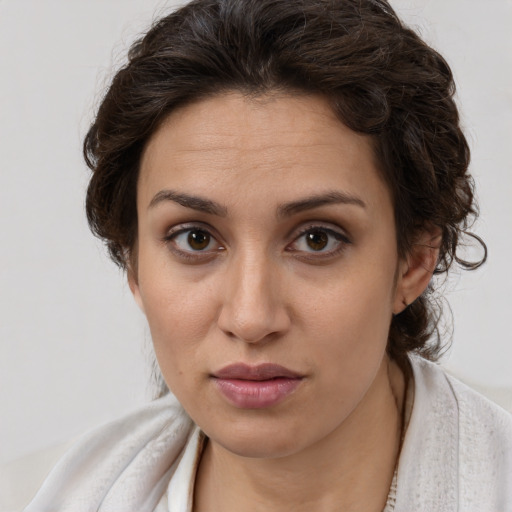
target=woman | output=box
[25,0,512,511]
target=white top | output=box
[23,357,512,512]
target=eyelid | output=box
[286,223,352,258]
[289,222,351,243]
[161,221,351,263]
[162,222,224,261]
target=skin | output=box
[129,92,438,512]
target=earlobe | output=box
[127,265,146,314]
[393,227,441,315]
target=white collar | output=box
[165,426,203,512]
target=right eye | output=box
[172,229,216,251]
[164,226,224,262]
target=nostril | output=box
[218,302,291,344]
[217,258,291,343]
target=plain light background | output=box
[1,0,511,465]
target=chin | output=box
[201,414,325,460]
[217,433,304,459]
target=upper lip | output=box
[212,363,303,381]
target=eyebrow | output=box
[276,191,366,218]
[148,190,228,216]
[148,189,365,217]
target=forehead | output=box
[142,92,373,161]
[138,92,391,213]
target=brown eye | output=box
[287,226,350,258]
[187,230,211,250]
[169,228,217,253]
[306,230,329,251]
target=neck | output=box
[194,356,405,512]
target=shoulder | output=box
[443,368,512,507]
[413,356,512,444]
[395,356,512,511]
[21,393,193,512]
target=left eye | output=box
[289,227,348,254]
[171,229,218,252]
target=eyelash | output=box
[162,223,351,262]
[286,224,352,260]
[162,223,223,262]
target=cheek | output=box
[303,265,396,379]
[137,268,217,384]
[304,261,395,334]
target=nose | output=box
[217,251,291,344]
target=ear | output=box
[127,264,146,314]
[393,226,441,315]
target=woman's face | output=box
[131,92,410,458]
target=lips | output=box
[211,363,304,409]
[212,363,302,380]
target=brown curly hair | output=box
[84,0,485,367]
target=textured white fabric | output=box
[23,393,193,512]
[165,427,203,512]
[24,357,512,512]
[395,358,512,511]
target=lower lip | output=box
[212,377,302,409]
